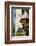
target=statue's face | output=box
[21,19,26,25]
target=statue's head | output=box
[20,18,29,24]
[20,18,29,31]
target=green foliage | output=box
[16,32,26,36]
